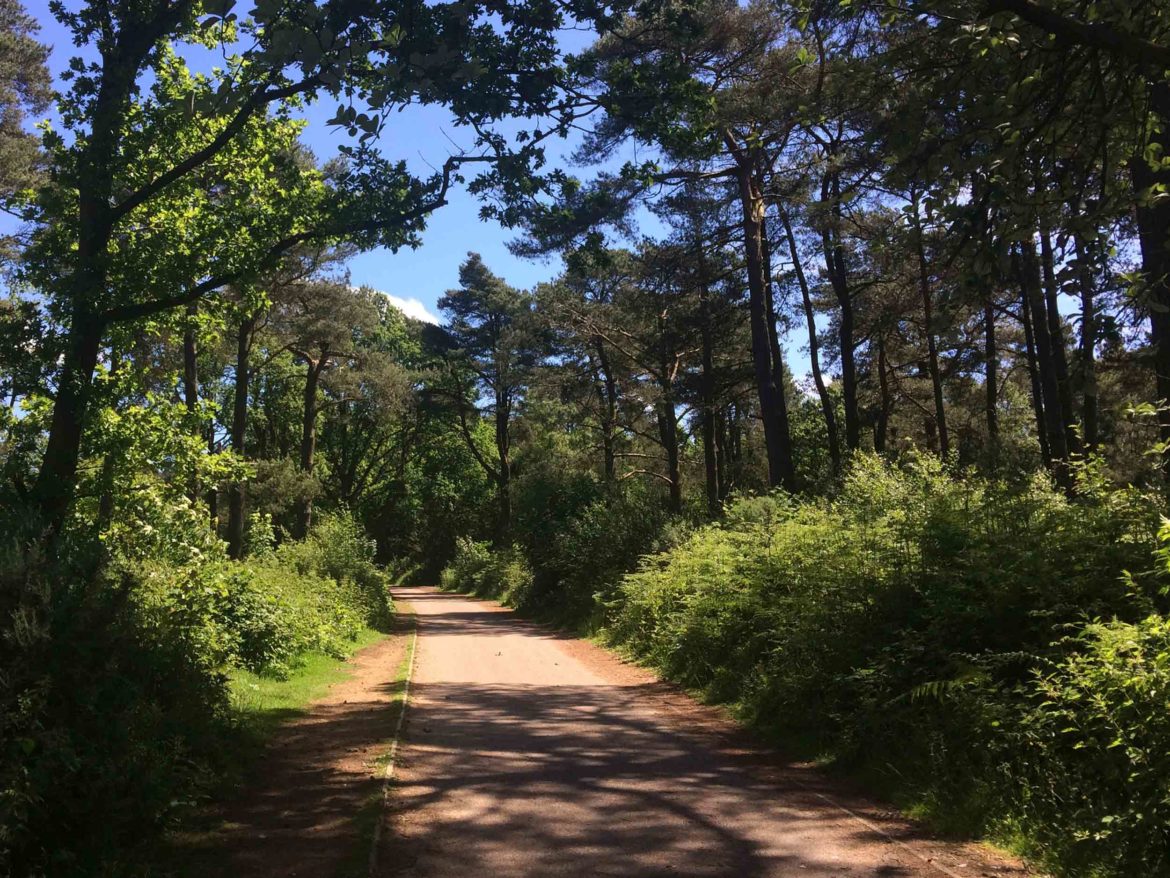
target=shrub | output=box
[513,474,673,625]
[441,537,534,607]
[605,454,1166,873]
[999,594,1170,873]
[0,514,234,876]
[0,500,393,875]
[268,512,392,631]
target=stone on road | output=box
[376,587,1030,878]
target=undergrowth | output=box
[0,499,393,877]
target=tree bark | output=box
[732,156,795,491]
[1131,80,1170,472]
[911,192,949,458]
[32,305,105,532]
[494,387,512,543]
[1073,232,1099,451]
[656,398,683,513]
[182,301,200,503]
[593,338,618,481]
[821,171,860,451]
[1019,277,1052,467]
[31,26,164,534]
[1017,243,1068,478]
[1039,226,1082,457]
[780,206,840,472]
[294,358,323,539]
[698,287,720,515]
[984,296,999,447]
[761,215,797,492]
[714,407,727,501]
[875,335,891,454]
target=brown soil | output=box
[170,617,412,878]
[375,586,1037,878]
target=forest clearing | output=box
[2,0,1170,875]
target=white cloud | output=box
[381,292,441,325]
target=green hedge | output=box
[0,505,392,875]
[441,537,535,607]
[604,455,1167,876]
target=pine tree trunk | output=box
[1019,278,1052,467]
[875,335,891,454]
[698,287,720,515]
[714,407,727,501]
[732,157,793,490]
[761,215,796,492]
[821,171,860,450]
[781,207,840,471]
[494,388,512,544]
[984,297,999,448]
[593,338,618,481]
[1017,244,1068,480]
[911,194,949,459]
[294,359,322,539]
[656,398,682,513]
[1039,226,1082,457]
[1131,80,1170,476]
[1074,233,1099,451]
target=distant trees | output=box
[0,0,49,203]
[270,280,380,536]
[7,0,597,539]
[493,0,1167,489]
[439,254,543,541]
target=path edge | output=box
[367,600,419,877]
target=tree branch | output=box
[980,0,1170,71]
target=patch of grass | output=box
[229,626,386,741]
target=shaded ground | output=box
[170,618,412,878]
[376,586,1034,878]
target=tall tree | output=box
[270,280,379,537]
[14,0,594,536]
[439,254,542,541]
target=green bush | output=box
[1000,593,1170,874]
[0,500,392,875]
[0,503,235,876]
[441,537,535,607]
[511,471,673,625]
[605,454,1166,874]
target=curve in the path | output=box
[378,586,1031,878]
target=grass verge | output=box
[158,625,393,875]
[229,626,388,741]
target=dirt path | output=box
[173,620,412,878]
[376,586,1033,878]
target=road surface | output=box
[376,586,1029,878]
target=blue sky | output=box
[15,0,821,377]
[17,0,603,324]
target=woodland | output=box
[2,0,1170,875]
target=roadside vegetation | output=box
[1,504,392,874]
[4,0,1170,874]
[441,457,1170,876]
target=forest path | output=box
[374,586,1033,878]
